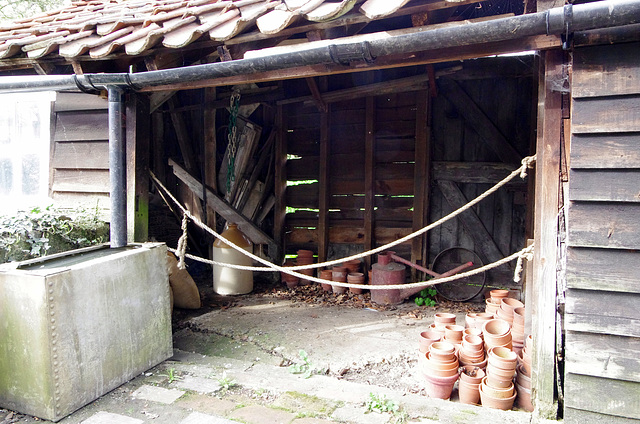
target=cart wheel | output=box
[431,247,486,302]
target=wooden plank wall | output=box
[429,74,532,288]
[565,42,640,423]
[283,62,533,278]
[51,92,109,219]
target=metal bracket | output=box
[328,41,375,66]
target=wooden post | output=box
[364,96,375,271]
[125,92,150,242]
[412,89,431,279]
[531,48,562,419]
[318,109,330,263]
[203,87,218,255]
[274,105,287,262]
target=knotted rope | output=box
[513,243,535,283]
[176,213,188,270]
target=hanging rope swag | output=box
[151,155,537,290]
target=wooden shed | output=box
[0,0,639,422]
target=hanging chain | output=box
[226,89,241,197]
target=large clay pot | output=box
[319,269,333,292]
[347,272,365,294]
[479,383,516,410]
[458,379,481,405]
[331,266,348,294]
[296,250,315,285]
[282,261,300,288]
[501,298,524,315]
[423,372,459,400]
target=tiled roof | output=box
[0,0,415,61]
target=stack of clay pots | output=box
[471,312,494,330]
[422,341,460,399]
[515,335,533,411]
[458,365,485,405]
[443,324,464,345]
[319,269,333,292]
[428,312,456,339]
[458,333,486,368]
[486,289,508,316]
[482,318,512,351]
[511,306,526,355]
[296,250,315,284]
[480,346,517,410]
[331,265,348,294]
[347,272,366,294]
[281,260,300,288]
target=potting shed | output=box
[0,0,639,422]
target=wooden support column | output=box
[531,49,562,419]
[274,105,287,261]
[412,89,431,279]
[318,108,331,263]
[203,87,218,251]
[125,93,150,242]
[364,96,375,271]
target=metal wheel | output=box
[431,247,486,302]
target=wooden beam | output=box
[318,108,330,263]
[167,96,198,174]
[305,77,328,113]
[438,78,522,164]
[138,34,561,93]
[168,158,278,258]
[33,62,54,75]
[274,104,286,260]
[532,48,562,419]
[432,161,528,185]
[364,96,375,272]
[125,93,150,243]
[437,180,507,266]
[203,87,218,250]
[412,89,430,278]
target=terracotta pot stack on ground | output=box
[347,272,366,294]
[295,250,315,285]
[518,335,533,378]
[473,312,494,330]
[515,363,533,411]
[429,312,456,339]
[480,346,517,410]
[458,334,487,368]
[458,365,485,405]
[422,341,460,399]
[482,318,512,351]
[443,324,464,345]
[486,289,509,316]
[344,259,361,274]
[282,260,300,288]
[319,269,333,292]
[331,266,348,294]
[511,306,526,355]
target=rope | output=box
[166,244,534,290]
[150,154,536,273]
[513,243,535,283]
[176,213,188,270]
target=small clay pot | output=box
[515,382,534,412]
[464,327,483,338]
[486,364,516,382]
[479,383,516,410]
[465,313,478,329]
[481,377,514,398]
[490,289,510,302]
[500,298,524,314]
[485,299,501,315]
[483,319,511,337]
[462,334,484,352]
[489,347,517,365]
[444,324,464,343]
[513,307,525,325]
[423,372,459,400]
[419,330,442,353]
[429,341,456,361]
[458,378,481,405]
[434,313,456,325]
[319,269,333,292]
[347,272,365,294]
[516,364,531,389]
[459,365,485,384]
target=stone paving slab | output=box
[228,404,297,424]
[131,385,185,404]
[292,418,338,424]
[80,411,143,424]
[331,405,391,424]
[175,375,222,394]
[178,411,236,424]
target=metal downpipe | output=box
[108,86,127,248]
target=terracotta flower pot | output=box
[516,364,531,389]
[489,347,517,366]
[483,319,511,337]
[489,289,510,303]
[331,266,348,294]
[481,377,514,398]
[444,324,464,344]
[486,363,516,382]
[419,330,442,353]
[423,372,459,400]
[500,298,524,315]
[515,382,534,412]
[465,313,478,329]
[496,307,514,323]
[479,383,516,410]
[458,378,481,405]
[459,365,485,384]
[513,307,525,326]
[347,272,365,294]
[428,323,446,339]
[319,269,333,292]
[464,327,483,338]
[429,341,456,361]
[344,259,361,273]
[434,313,456,326]
[462,334,484,352]
[485,299,501,315]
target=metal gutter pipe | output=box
[0,0,638,93]
[108,86,127,248]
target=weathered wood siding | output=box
[51,92,109,219]
[283,62,533,276]
[565,42,640,423]
[429,74,532,287]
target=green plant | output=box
[161,368,181,383]
[414,287,437,307]
[288,350,324,379]
[365,393,408,423]
[217,371,237,392]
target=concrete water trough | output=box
[0,242,172,422]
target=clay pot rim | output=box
[434,312,457,323]
[490,289,509,297]
[501,297,524,309]
[479,384,517,406]
[420,330,442,341]
[459,365,486,383]
[445,324,465,332]
[483,319,511,336]
[481,377,514,396]
[485,368,515,385]
[489,346,517,361]
[430,341,456,354]
[463,334,483,345]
